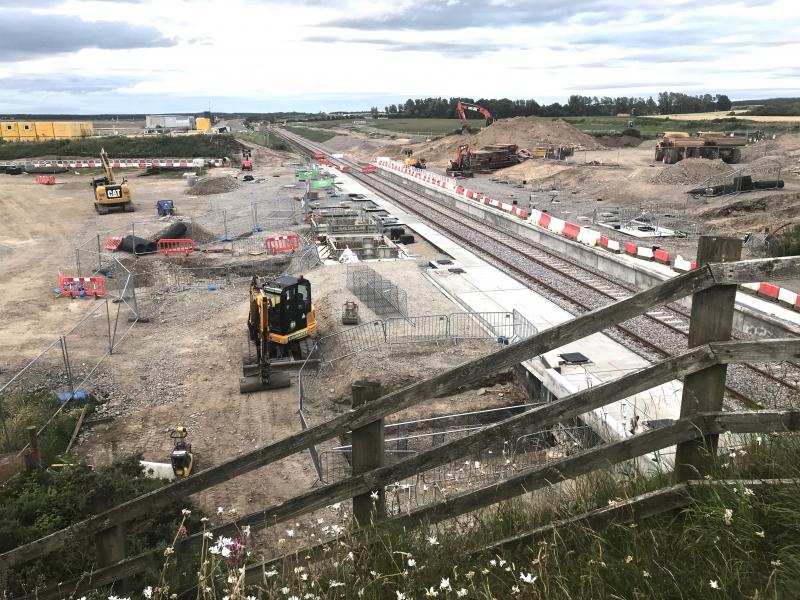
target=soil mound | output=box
[187,176,240,196]
[649,158,733,185]
[403,116,604,165]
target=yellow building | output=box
[195,117,211,132]
[0,120,94,142]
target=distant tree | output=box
[716,94,732,111]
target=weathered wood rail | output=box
[3,244,800,599]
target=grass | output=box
[237,131,292,152]
[550,116,800,139]
[0,135,242,160]
[284,126,338,143]
[106,432,800,600]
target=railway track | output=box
[276,129,800,410]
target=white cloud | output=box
[0,0,798,112]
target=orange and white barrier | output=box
[104,236,123,250]
[741,282,800,311]
[56,273,105,298]
[673,256,696,272]
[157,239,195,254]
[264,233,300,254]
[17,157,226,170]
[35,175,56,185]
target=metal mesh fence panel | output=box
[318,321,386,364]
[346,265,407,317]
[384,314,449,344]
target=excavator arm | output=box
[99,148,115,184]
[456,100,493,131]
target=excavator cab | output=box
[446,144,474,177]
[170,426,194,478]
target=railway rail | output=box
[275,129,800,411]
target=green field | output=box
[551,116,800,138]
[284,125,337,143]
[297,117,485,136]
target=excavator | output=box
[456,100,494,134]
[90,148,133,214]
[402,148,426,169]
[446,144,474,177]
[240,274,317,393]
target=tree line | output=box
[370,92,733,119]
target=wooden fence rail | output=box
[21,339,800,598]
[4,250,800,598]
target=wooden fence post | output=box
[24,426,41,471]
[674,236,742,481]
[351,380,385,526]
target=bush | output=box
[0,455,203,595]
[621,127,642,137]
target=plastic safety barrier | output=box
[264,233,300,254]
[56,273,105,298]
[637,247,654,260]
[104,236,123,251]
[673,256,696,272]
[361,166,377,174]
[562,222,581,240]
[35,175,56,185]
[157,239,195,254]
[547,217,566,235]
[654,249,671,264]
[757,283,780,300]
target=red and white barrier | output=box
[264,233,300,254]
[18,157,226,170]
[35,175,56,185]
[673,256,696,272]
[654,249,671,265]
[56,273,105,298]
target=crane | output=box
[456,100,494,134]
[90,148,133,214]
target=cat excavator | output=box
[456,100,494,134]
[240,274,317,393]
[90,148,133,214]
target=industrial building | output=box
[0,121,93,142]
[145,114,196,131]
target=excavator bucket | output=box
[239,372,291,394]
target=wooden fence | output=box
[2,241,800,598]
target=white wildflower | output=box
[181,508,191,516]
[281,588,290,595]
[143,587,153,599]
[625,555,634,563]
[203,531,213,539]
[756,530,766,538]
[317,518,325,524]
[642,570,651,578]
[217,506,224,514]
[511,585,520,594]
[408,558,417,567]
[456,589,468,597]
[287,529,295,537]
[301,574,308,581]
[294,566,306,574]
[425,587,439,597]
[723,508,733,526]
[710,580,719,589]
[329,581,345,588]
[498,559,506,567]
[265,569,278,578]
[331,502,341,510]
[427,535,439,546]
[347,551,355,561]
[520,572,537,584]
[370,490,380,500]
[743,487,755,497]
[440,577,451,590]
[396,593,406,600]
[489,559,497,566]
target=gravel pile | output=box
[187,175,241,196]
[649,158,733,185]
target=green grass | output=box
[0,134,242,160]
[371,118,484,135]
[284,125,338,143]
[554,116,800,138]
[238,131,292,152]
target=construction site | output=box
[2,106,800,599]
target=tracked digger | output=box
[240,274,317,393]
[90,148,133,214]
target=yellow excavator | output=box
[240,274,317,393]
[170,426,194,477]
[402,148,426,169]
[90,148,133,214]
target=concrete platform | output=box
[328,168,683,471]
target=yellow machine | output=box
[654,131,746,165]
[90,148,133,214]
[170,427,194,477]
[240,274,317,393]
[402,148,426,169]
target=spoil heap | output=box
[187,176,240,195]
[649,158,733,185]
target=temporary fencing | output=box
[297,309,538,482]
[0,259,139,455]
[264,233,300,254]
[346,265,408,317]
[156,239,194,254]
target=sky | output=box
[0,0,798,114]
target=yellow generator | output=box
[90,148,133,214]
[240,274,317,393]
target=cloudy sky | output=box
[0,0,798,114]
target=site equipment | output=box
[342,301,359,325]
[240,274,317,393]
[654,131,747,165]
[241,148,253,171]
[456,100,494,134]
[156,199,175,216]
[446,144,475,177]
[90,148,133,214]
[169,427,194,478]
[402,148,426,169]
